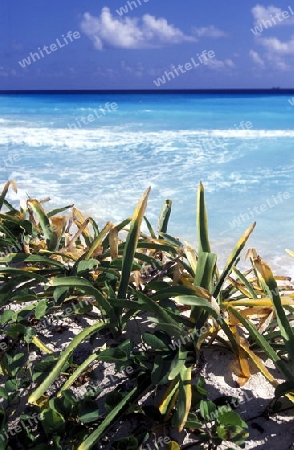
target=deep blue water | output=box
[0,93,293,275]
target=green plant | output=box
[1,179,293,450]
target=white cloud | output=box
[193,25,227,38]
[254,36,294,70]
[249,49,265,67]
[267,56,290,70]
[80,7,196,50]
[203,58,235,70]
[252,4,294,25]
[259,36,294,54]
[121,61,144,77]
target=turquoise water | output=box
[0,94,293,275]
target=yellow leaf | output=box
[109,226,118,259]
[158,379,179,415]
[183,243,197,274]
[178,366,192,432]
[238,335,278,386]
[227,311,251,385]
[72,207,92,238]
[165,442,181,450]
[32,336,53,354]
[222,297,294,307]
[50,216,67,237]
[286,249,294,258]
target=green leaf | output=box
[168,348,188,381]
[78,400,100,423]
[216,424,248,445]
[175,295,218,315]
[0,267,48,283]
[27,199,58,251]
[47,204,74,218]
[50,276,118,331]
[0,387,8,399]
[82,222,112,261]
[152,354,173,385]
[0,180,17,211]
[0,252,66,268]
[111,436,138,450]
[143,332,170,350]
[184,412,203,430]
[76,259,98,275]
[5,323,27,339]
[216,424,229,441]
[232,267,258,299]
[217,408,247,428]
[144,216,157,239]
[158,199,172,235]
[197,182,211,253]
[0,309,15,324]
[109,290,183,338]
[28,321,105,405]
[199,399,216,421]
[99,347,128,362]
[57,351,101,397]
[275,381,294,399]
[228,307,294,381]
[35,299,48,319]
[174,366,192,431]
[77,374,152,450]
[195,252,217,292]
[33,355,58,374]
[213,222,256,299]
[105,391,124,412]
[254,257,294,363]
[40,408,65,432]
[118,188,150,299]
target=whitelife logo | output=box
[18,31,81,68]
[228,192,291,230]
[153,50,215,87]
[116,0,149,16]
[250,5,294,35]
[66,102,118,130]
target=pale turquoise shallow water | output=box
[0,93,293,275]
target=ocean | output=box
[0,93,293,276]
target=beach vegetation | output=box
[0,180,293,449]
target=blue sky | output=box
[0,0,294,89]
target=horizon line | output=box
[1,88,294,95]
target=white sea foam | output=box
[0,124,293,277]
[1,127,294,150]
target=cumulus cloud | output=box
[80,7,196,50]
[193,25,227,38]
[250,5,294,70]
[252,4,294,25]
[259,36,294,54]
[249,49,265,67]
[254,36,294,70]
